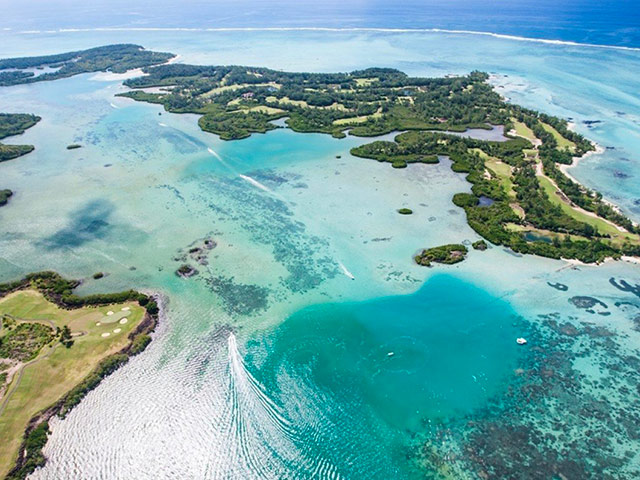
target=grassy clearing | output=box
[332,108,383,126]
[541,122,576,152]
[511,119,537,143]
[266,96,349,111]
[241,106,286,115]
[0,291,145,477]
[473,148,516,197]
[505,223,588,242]
[486,158,516,198]
[537,174,639,244]
[355,77,379,87]
[202,82,281,97]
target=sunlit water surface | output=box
[0,29,639,478]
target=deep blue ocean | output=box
[2,0,640,47]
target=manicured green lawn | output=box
[0,291,144,477]
[537,174,639,244]
[541,122,576,152]
[511,119,537,143]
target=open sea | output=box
[1,1,640,478]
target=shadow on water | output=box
[38,199,148,250]
[160,128,208,154]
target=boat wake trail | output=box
[338,262,355,280]
[207,147,223,161]
[238,174,273,193]
[207,147,238,172]
[226,333,344,479]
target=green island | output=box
[66,144,81,150]
[3,45,636,263]
[0,113,40,162]
[0,190,12,208]
[415,244,469,266]
[115,58,640,263]
[472,239,488,250]
[0,272,160,480]
[397,208,413,215]
[0,113,41,209]
[0,44,175,87]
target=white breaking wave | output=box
[109,102,119,109]
[338,262,355,280]
[158,122,167,127]
[238,174,273,193]
[17,26,640,52]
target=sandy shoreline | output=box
[558,142,605,186]
[560,254,640,269]
[90,54,181,82]
[557,140,633,219]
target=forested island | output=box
[0,190,13,208]
[415,244,468,266]
[1,45,637,262]
[0,114,41,209]
[0,272,160,479]
[116,58,640,263]
[0,113,40,162]
[0,44,174,87]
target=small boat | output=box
[516,337,527,345]
[387,352,395,357]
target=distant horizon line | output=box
[7,26,640,53]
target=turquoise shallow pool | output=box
[244,275,523,477]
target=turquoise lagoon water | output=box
[0,29,639,478]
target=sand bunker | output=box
[113,328,122,334]
[119,318,128,325]
[122,306,130,311]
[96,322,101,326]
[101,310,131,324]
[101,332,111,338]
[107,311,114,316]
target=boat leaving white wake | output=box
[226,332,344,479]
[238,174,272,193]
[338,262,355,280]
[207,147,223,160]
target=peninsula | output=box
[2,44,638,264]
[116,59,640,263]
[0,44,174,86]
[0,272,160,480]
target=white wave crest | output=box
[18,26,640,52]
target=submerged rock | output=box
[176,264,198,278]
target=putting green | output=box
[100,310,131,324]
